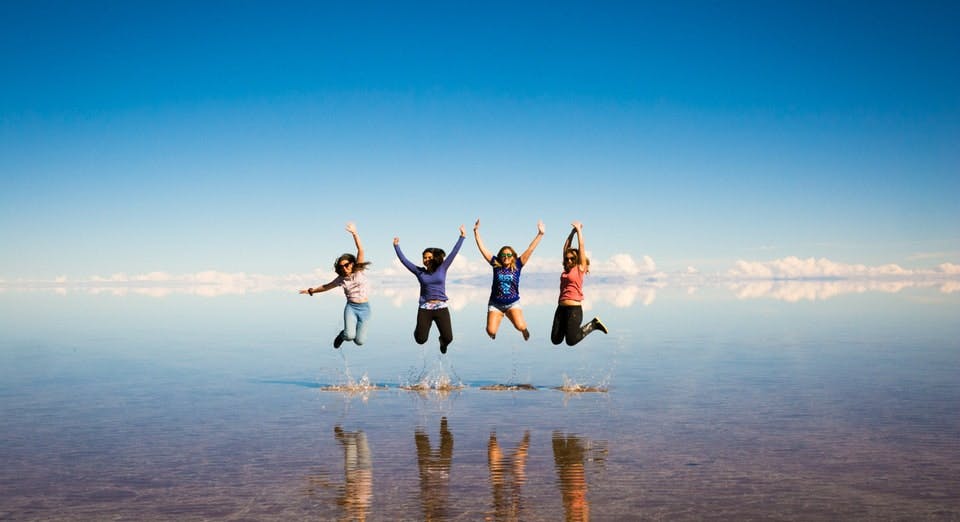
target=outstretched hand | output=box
[474,219,480,232]
[459,224,466,237]
[571,221,583,231]
[537,219,545,235]
[393,237,400,246]
[345,222,357,235]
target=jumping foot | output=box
[592,317,608,334]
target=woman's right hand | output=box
[393,237,400,246]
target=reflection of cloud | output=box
[729,257,960,280]
[728,280,933,302]
[940,281,960,294]
[723,257,960,301]
[3,255,958,305]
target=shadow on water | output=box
[258,379,323,389]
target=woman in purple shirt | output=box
[473,218,545,340]
[394,225,466,354]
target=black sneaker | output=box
[439,339,449,354]
[522,328,530,341]
[592,318,608,334]
[333,332,345,349]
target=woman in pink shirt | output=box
[551,221,608,346]
[300,223,372,349]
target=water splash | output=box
[400,372,465,392]
[319,372,388,393]
[400,357,464,392]
[554,373,608,393]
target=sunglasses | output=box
[499,253,514,258]
[339,261,353,268]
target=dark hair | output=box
[422,248,446,273]
[563,248,589,273]
[334,253,370,276]
[494,246,519,269]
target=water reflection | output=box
[415,417,454,520]
[487,430,530,521]
[333,426,373,521]
[553,432,591,522]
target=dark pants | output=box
[415,307,453,346]
[551,305,586,346]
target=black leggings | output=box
[415,307,453,346]
[551,305,586,346]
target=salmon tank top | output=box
[558,266,584,302]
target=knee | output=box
[485,326,497,337]
[414,334,428,345]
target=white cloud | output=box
[938,262,960,275]
[720,256,960,301]
[728,256,919,280]
[4,253,958,305]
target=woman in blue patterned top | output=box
[394,225,467,354]
[473,219,545,340]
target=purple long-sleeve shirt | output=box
[394,236,464,305]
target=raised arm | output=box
[441,226,467,268]
[571,221,587,271]
[393,237,419,273]
[519,220,545,265]
[563,226,576,256]
[473,219,494,262]
[346,222,364,264]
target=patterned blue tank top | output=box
[489,256,523,305]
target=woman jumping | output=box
[394,225,466,354]
[473,218,545,340]
[551,221,608,346]
[300,223,371,349]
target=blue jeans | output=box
[342,301,371,346]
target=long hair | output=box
[563,248,590,274]
[493,246,519,270]
[334,253,371,276]
[422,248,446,273]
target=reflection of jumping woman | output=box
[300,223,371,349]
[551,221,608,346]
[394,226,466,354]
[473,219,545,340]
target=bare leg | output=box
[486,310,504,339]
[504,308,530,340]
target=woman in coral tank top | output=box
[551,221,608,346]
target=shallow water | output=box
[1,284,958,520]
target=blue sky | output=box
[2,1,958,281]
